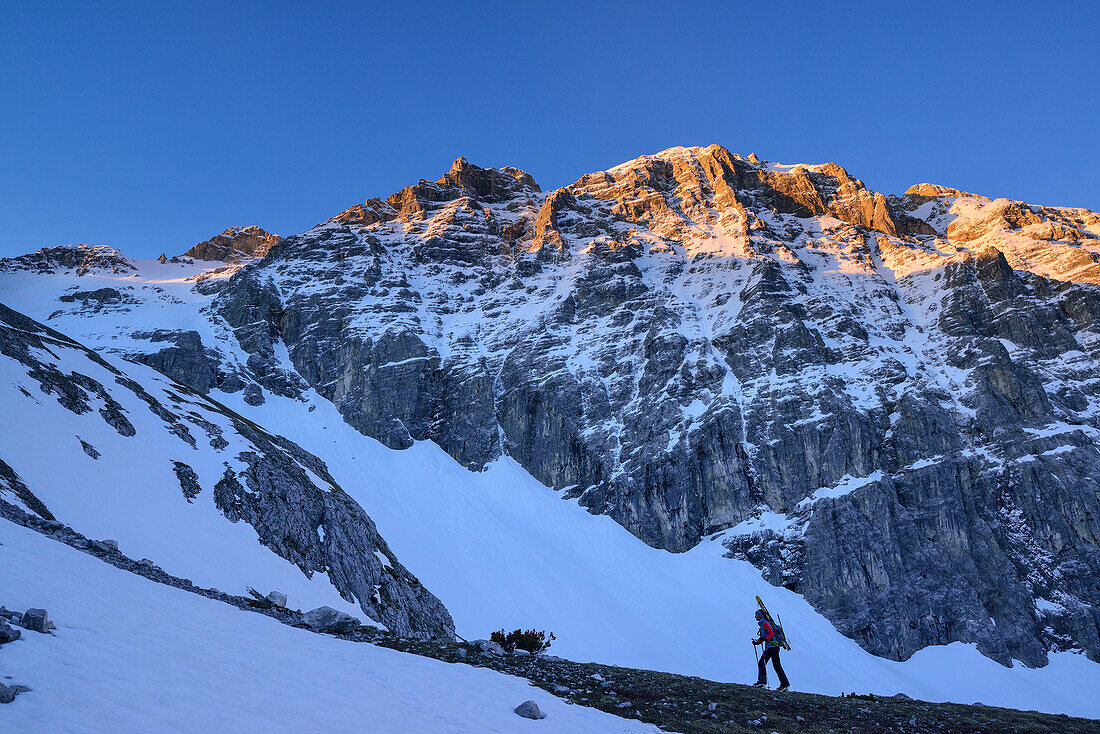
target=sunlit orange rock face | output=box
[185,226,282,262]
[891,182,1100,284]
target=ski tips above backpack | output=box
[756,595,791,650]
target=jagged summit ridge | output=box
[332,156,540,227]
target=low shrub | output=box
[490,628,556,653]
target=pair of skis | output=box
[756,595,791,651]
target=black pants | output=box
[757,645,789,687]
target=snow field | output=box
[0,521,661,733]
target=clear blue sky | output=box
[2,1,1097,259]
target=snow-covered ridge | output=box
[0,302,452,638]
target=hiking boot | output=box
[752,682,767,688]
[777,684,790,692]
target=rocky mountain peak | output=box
[437,156,540,199]
[555,144,900,252]
[338,158,542,224]
[184,225,282,262]
[904,183,981,200]
[331,197,399,226]
[0,244,136,276]
[6,142,1100,675]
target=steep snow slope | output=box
[0,303,452,637]
[229,387,1100,719]
[0,521,657,733]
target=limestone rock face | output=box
[185,226,282,262]
[128,330,220,394]
[196,146,1100,667]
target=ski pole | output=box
[752,640,759,666]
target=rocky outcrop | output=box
[0,245,135,275]
[303,605,360,633]
[58,287,124,305]
[332,197,398,226]
[185,226,282,262]
[128,330,221,393]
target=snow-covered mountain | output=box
[2,144,1100,717]
[0,302,452,638]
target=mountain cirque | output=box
[3,144,1099,670]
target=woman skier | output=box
[753,608,790,690]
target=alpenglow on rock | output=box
[185,226,282,262]
[2,145,1099,670]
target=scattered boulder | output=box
[57,287,124,305]
[78,437,100,459]
[513,700,546,720]
[266,591,287,608]
[0,682,14,704]
[172,462,202,501]
[303,606,359,634]
[89,539,117,553]
[242,382,264,406]
[20,608,48,633]
[472,639,506,656]
[454,647,467,660]
[0,619,20,643]
[511,648,531,657]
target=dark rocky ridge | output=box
[0,244,135,276]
